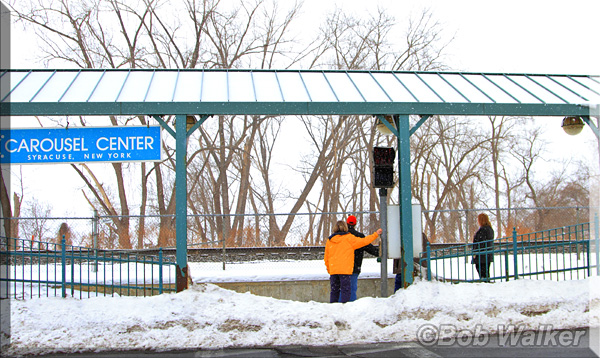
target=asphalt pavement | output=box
[5,328,598,358]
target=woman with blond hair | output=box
[324,220,382,303]
[471,213,495,281]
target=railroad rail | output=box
[66,239,586,264]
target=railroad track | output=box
[137,240,589,262]
[8,241,585,265]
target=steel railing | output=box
[0,235,177,300]
[420,222,594,283]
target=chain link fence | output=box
[422,206,591,244]
[2,210,383,250]
[1,206,592,271]
[3,206,591,248]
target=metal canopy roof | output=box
[3,68,598,292]
[1,69,598,117]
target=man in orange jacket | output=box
[324,220,382,303]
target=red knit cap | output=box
[347,215,357,226]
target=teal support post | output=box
[504,249,510,281]
[397,115,413,287]
[512,227,518,280]
[426,242,431,281]
[594,213,600,276]
[158,248,163,294]
[587,234,591,277]
[175,114,189,292]
[70,249,74,297]
[61,236,66,298]
[92,209,98,273]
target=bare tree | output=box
[0,169,14,248]
[8,0,185,248]
[0,168,13,243]
[9,0,460,250]
[19,199,52,244]
[485,116,519,235]
[512,124,549,231]
[411,116,489,243]
[498,164,526,237]
[287,7,451,244]
[9,0,300,248]
[393,8,451,71]
[0,166,23,249]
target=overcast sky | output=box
[295,0,600,75]
[9,0,600,74]
[424,0,599,74]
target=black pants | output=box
[330,275,352,303]
[394,274,402,292]
[474,257,492,281]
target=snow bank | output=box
[3,276,599,356]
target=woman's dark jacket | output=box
[471,225,495,264]
[348,226,379,274]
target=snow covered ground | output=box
[1,260,600,356]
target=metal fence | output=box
[2,210,379,250]
[0,235,177,300]
[420,221,597,283]
[0,206,595,299]
[421,206,591,244]
[3,206,590,249]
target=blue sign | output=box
[0,126,162,164]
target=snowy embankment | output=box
[3,276,599,356]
